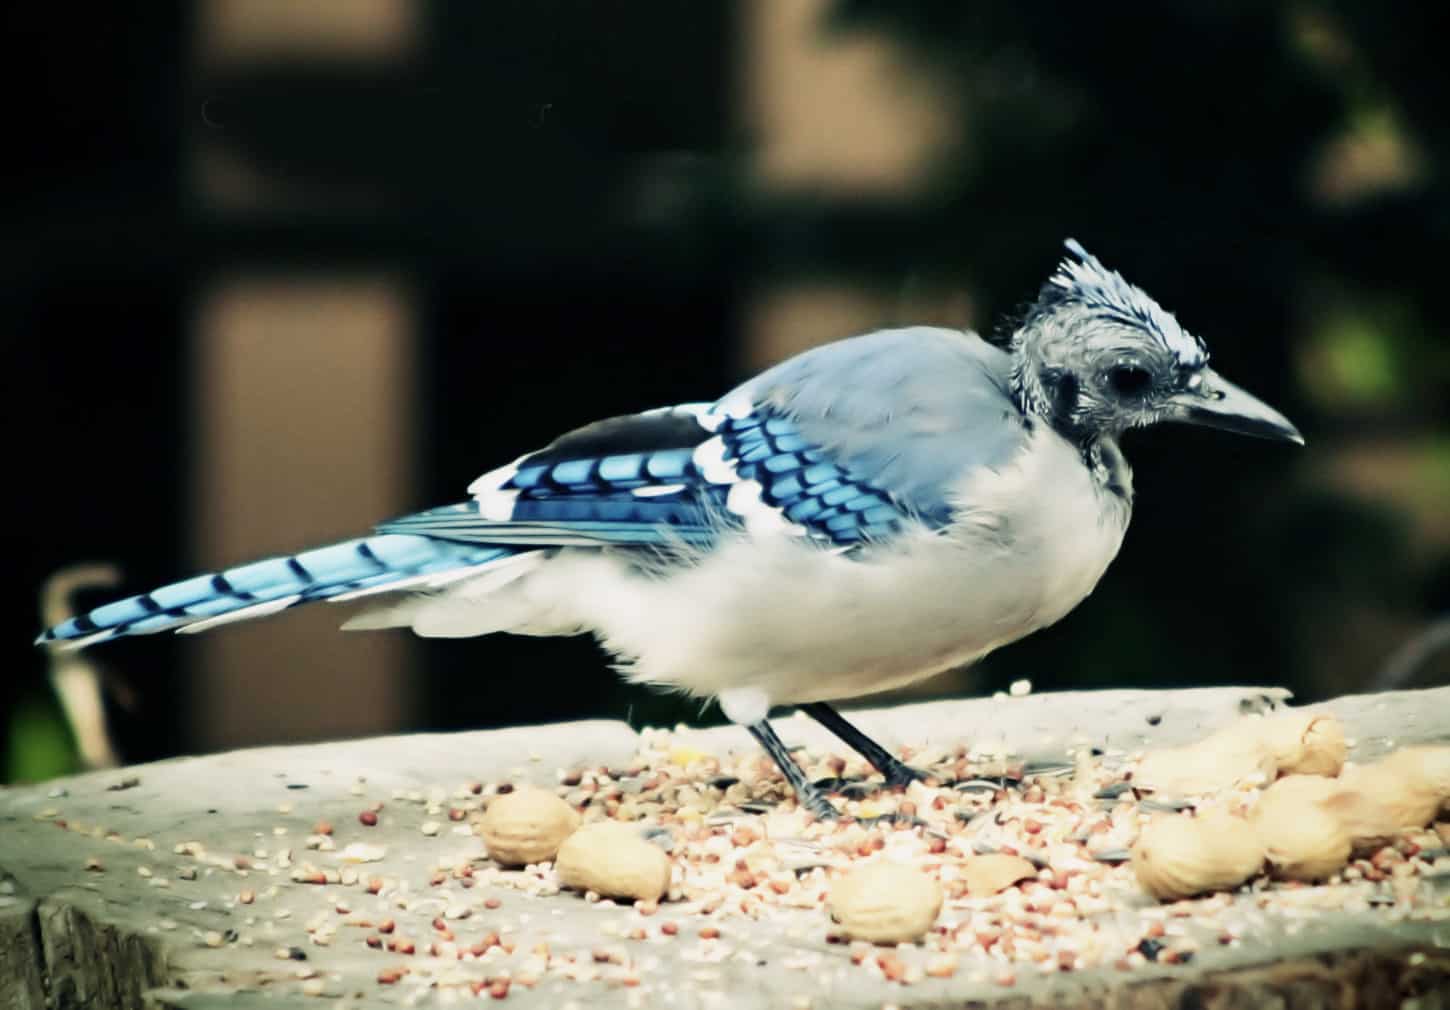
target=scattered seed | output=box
[925,954,958,979]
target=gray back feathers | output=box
[732,327,1031,521]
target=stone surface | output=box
[2,686,1449,1009]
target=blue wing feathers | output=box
[428,407,926,549]
[454,405,938,548]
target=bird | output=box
[37,240,1302,818]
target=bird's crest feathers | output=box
[1047,239,1207,369]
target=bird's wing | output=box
[380,404,725,548]
[732,326,1031,522]
[378,402,916,548]
[380,327,1031,551]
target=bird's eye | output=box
[1108,365,1153,398]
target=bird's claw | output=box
[853,812,927,829]
[800,794,840,821]
[880,764,929,789]
[811,765,928,798]
[811,776,873,799]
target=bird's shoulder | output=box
[727,326,1033,521]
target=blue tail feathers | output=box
[37,534,516,649]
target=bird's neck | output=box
[1010,347,1133,503]
[1083,436,1133,503]
[1010,346,1090,447]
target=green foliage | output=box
[4,691,77,785]
[1310,305,1402,407]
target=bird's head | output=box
[1011,239,1302,446]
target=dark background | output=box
[6,2,1448,781]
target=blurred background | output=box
[5,1,1448,783]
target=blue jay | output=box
[38,241,1301,818]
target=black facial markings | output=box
[1036,367,1081,433]
[1053,371,1080,418]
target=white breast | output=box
[454,424,1128,706]
[391,425,1131,708]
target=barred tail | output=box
[36,534,517,650]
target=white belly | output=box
[511,425,1132,706]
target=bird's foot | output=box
[810,776,873,800]
[854,811,927,829]
[796,788,840,821]
[797,702,932,793]
[745,718,840,820]
[807,777,924,826]
[879,762,930,790]
[811,763,929,799]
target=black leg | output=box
[745,720,838,820]
[799,702,924,789]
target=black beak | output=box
[1165,369,1304,445]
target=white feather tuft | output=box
[672,402,724,432]
[468,458,526,521]
[341,552,549,632]
[718,686,771,725]
[477,490,517,521]
[632,483,686,498]
[717,392,753,420]
[691,437,736,485]
[725,480,805,536]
